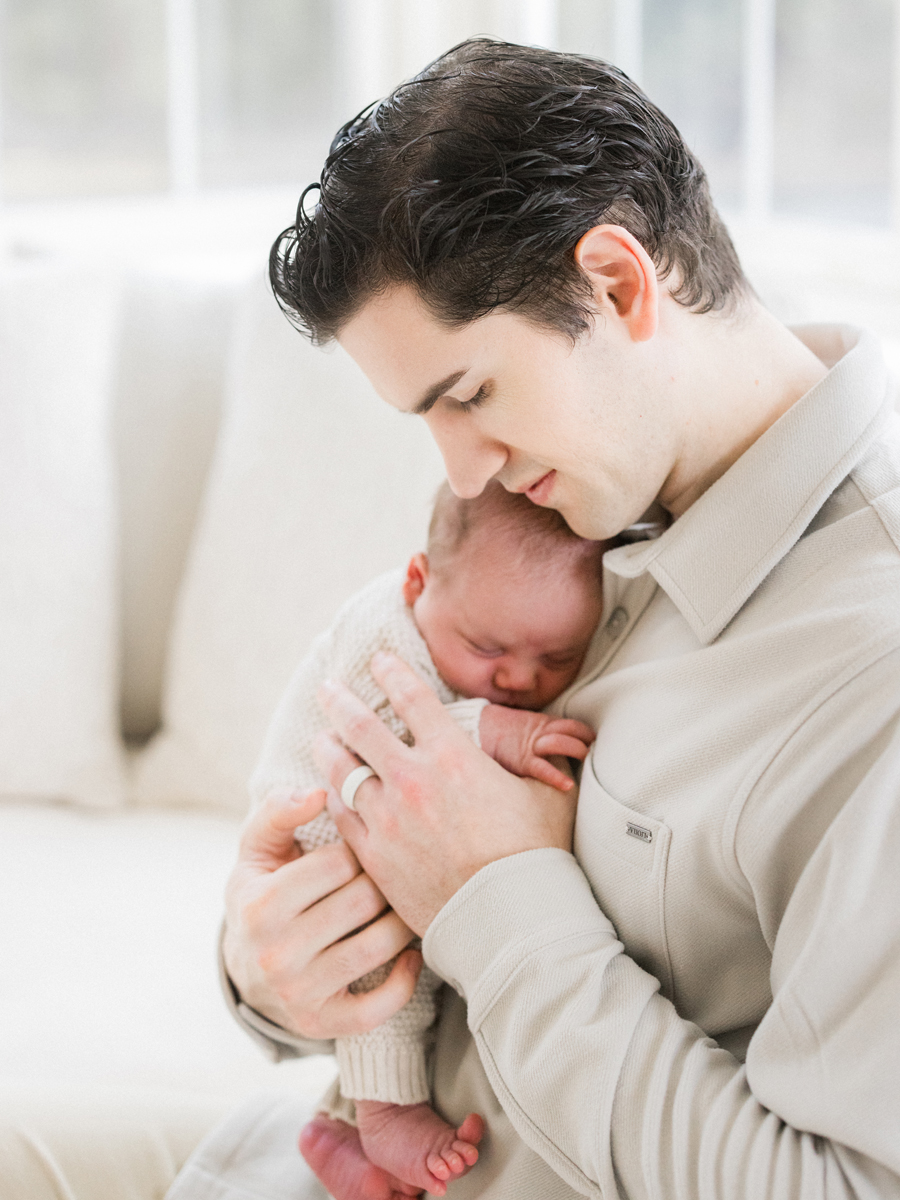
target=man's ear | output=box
[402,552,429,607]
[573,225,659,342]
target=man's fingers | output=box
[534,732,592,760]
[369,651,457,744]
[313,730,381,836]
[260,840,362,924]
[298,869,393,962]
[323,948,423,1035]
[527,756,575,791]
[312,911,418,1010]
[239,789,328,870]
[233,846,373,971]
[317,680,409,781]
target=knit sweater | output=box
[250,568,487,1104]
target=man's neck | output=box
[657,299,830,518]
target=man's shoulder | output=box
[768,417,900,655]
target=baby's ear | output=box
[402,552,430,607]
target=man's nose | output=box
[425,411,507,498]
[493,659,538,693]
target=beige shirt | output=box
[423,324,900,1198]
[213,324,900,1199]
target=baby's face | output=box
[405,535,603,710]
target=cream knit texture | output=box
[250,568,487,1104]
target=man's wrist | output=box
[422,848,617,1012]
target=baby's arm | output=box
[478,704,595,791]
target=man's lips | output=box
[523,470,556,504]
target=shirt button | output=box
[605,607,628,638]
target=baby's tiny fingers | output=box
[535,732,592,760]
[545,718,596,743]
[527,756,575,791]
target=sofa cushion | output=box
[0,264,124,807]
[114,266,247,742]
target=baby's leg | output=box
[300,1115,421,1200]
[356,1099,483,1195]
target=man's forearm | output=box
[424,850,900,1200]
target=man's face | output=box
[338,285,678,539]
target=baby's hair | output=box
[427,480,608,577]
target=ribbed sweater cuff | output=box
[445,696,490,746]
[336,1039,431,1104]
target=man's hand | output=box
[223,789,422,1040]
[478,704,595,791]
[316,652,580,937]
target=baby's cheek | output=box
[460,660,494,699]
[537,669,577,708]
[436,646,491,699]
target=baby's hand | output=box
[478,705,595,792]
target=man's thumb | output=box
[240,788,328,869]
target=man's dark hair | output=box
[270,38,749,344]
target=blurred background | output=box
[1,0,898,307]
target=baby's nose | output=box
[493,659,537,693]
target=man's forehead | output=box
[337,284,471,412]
[339,286,562,412]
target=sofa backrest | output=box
[114,268,243,742]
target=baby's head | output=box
[403,482,610,709]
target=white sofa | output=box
[0,251,444,1118]
[1,212,898,1128]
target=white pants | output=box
[0,1083,329,1200]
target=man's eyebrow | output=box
[412,369,467,415]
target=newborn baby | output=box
[251,480,608,1199]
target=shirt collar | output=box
[604,325,894,645]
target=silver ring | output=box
[341,765,377,811]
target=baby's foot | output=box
[356,1099,484,1196]
[299,1114,422,1200]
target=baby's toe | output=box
[440,1147,466,1175]
[452,1138,480,1167]
[456,1113,485,1146]
[426,1152,452,1181]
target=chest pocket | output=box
[575,757,674,999]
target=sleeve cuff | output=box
[444,697,491,746]
[336,1039,431,1104]
[422,848,619,1024]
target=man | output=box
[207,39,900,1199]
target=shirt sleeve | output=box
[422,722,900,1198]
